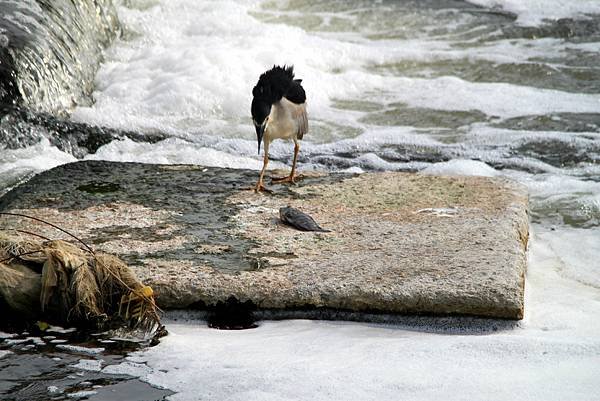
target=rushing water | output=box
[2,0,600,234]
[0,0,119,114]
[1,0,600,399]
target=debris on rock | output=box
[0,231,164,338]
[279,206,331,232]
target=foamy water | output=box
[469,0,600,26]
[70,0,600,138]
[0,140,77,195]
[2,0,600,398]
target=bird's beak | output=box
[255,122,266,154]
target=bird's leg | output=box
[290,141,300,181]
[272,142,300,184]
[255,142,270,192]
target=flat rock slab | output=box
[0,161,529,319]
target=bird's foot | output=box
[271,174,304,184]
[271,175,294,184]
[254,182,272,193]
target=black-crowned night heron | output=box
[251,65,308,192]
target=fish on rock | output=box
[279,206,331,232]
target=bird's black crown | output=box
[251,65,306,125]
[252,65,297,104]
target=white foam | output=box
[102,360,152,376]
[421,159,499,177]
[84,127,441,172]
[534,228,600,289]
[71,359,104,372]
[85,137,285,170]
[467,0,600,26]
[55,344,105,355]
[526,227,600,336]
[468,37,593,64]
[528,173,600,197]
[47,385,61,394]
[4,338,31,345]
[367,75,600,120]
[47,326,77,334]
[72,0,373,136]
[465,125,600,147]
[70,0,600,142]
[308,127,441,152]
[25,336,45,346]
[67,390,98,399]
[0,139,76,195]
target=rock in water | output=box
[279,206,331,232]
[0,161,529,320]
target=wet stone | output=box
[0,160,529,319]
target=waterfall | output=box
[0,0,120,116]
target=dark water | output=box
[0,323,173,401]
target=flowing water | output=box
[1,0,600,399]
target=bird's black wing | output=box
[284,79,306,104]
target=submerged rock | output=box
[0,160,529,320]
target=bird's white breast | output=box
[265,98,304,142]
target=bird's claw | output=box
[254,182,272,193]
[271,175,300,184]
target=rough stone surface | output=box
[0,161,529,319]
